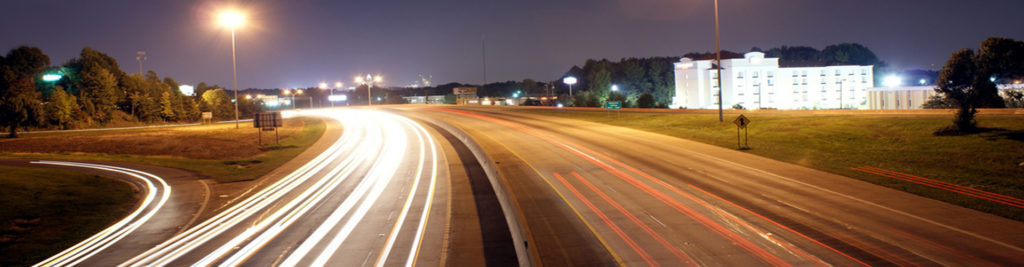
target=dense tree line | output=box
[0,46,260,137]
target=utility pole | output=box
[714,0,723,122]
[482,34,487,86]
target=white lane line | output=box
[281,112,408,266]
[308,115,409,266]
[401,116,440,267]
[32,161,171,267]
[374,114,429,266]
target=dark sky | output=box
[2,0,1022,89]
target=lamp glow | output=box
[218,10,245,28]
[883,75,902,87]
[563,76,577,85]
[42,74,62,82]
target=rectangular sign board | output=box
[201,112,213,120]
[605,101,622,110]
[253,111,283,128]
[453,87,477,96]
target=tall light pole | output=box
[219,10,245,128]
[356,74,382,106]
[563,76,577,98]
[714,0,723,122]
[333,82,343,107]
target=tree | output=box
[0,46,48,137]
[45,86,79,129]
[935,49,980,134]
[201,89,233,120]
[79,67,118,123]
[160,91,175,120]
[636,93,656,108]
[586,68,611,100]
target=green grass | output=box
[514,109,1024,221]
[0,165,135,267]
[0,117,326,183]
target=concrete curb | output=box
[412,114,534,267]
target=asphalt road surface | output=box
[119,109,450,267]
[416,106,1024,266]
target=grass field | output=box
[0,117,326,183]
[514,109,1024,221]
[0,165,134,267]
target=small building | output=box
[868,83,1023,109]
[867,86,935,109]
[672,51,874,110]
[402,95,448,104]
[454,87,479,105]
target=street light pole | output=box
[714,0,723,122]
[231,26,239,128]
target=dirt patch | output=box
[0,120,306,160]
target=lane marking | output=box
[570,172,696,265]
[554,172,659,267]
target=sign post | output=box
[201,112,213,124]
[732,114,751,150]
[605,101,621,119]
[253,111,283,145]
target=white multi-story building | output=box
[672,52,874,110]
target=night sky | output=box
[2,0,1022,89]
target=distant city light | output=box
[883,75,902,87]
[612,84,619,91]
[990,76,997,82]
[557,103,564,108]
[179,85,195,96]
[562,76,577,85]
[318,82,327,88]
[328,95,347,101]
[42,74,62,82]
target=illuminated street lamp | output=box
[356,74,383,106]
[611,84,619,92]
[42,74,62,82]
[562,76,577,97]
[218,9,245,128]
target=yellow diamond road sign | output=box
[733,114,751,128]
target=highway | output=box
[417,106,1024,266]
[28,161,173,267]
[118,109,450,266]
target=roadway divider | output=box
[406,113,535,267]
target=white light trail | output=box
[32,161,172,267]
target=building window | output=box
[862,69,867,75]
[862,77,867,83]
[835,69,841,76]
[712,72,718,79]
[849,70,855,76]
[801,71,807,77]
[821,70,827,76]
[793,80,798,85]
[802,78,807,85]
[768,79,774,86]
[737,72,744,78]
[768,71,774,78]
[753,72,759,78]
[821,79,827,85]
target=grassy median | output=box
[0,165,135,267]
[0,117,326,183]
[514,109,1024,221]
